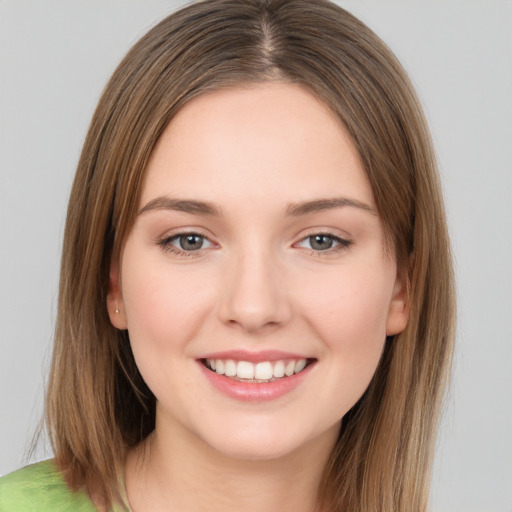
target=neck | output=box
[124,414,339,512]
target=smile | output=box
[204,358,309,382]
[198,351,317,401]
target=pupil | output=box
[311,235,333,250]
[181,234,203,251]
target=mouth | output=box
[201,357,316,383]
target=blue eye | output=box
[297,233,351,252]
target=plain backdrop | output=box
[1,1,511,511]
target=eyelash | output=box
[156,231,352,257]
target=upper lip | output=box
[198,349,313,363]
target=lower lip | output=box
[199,361,315,402]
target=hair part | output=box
[46,1,455,510]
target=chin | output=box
[209,437,302,461]
[197,419,339,463]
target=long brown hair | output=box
[46,1,455,510]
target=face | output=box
[108,83,408,461]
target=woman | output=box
[0,0,455,511]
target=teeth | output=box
[254,362,273,380]
[206,358,309,381]
[224,359,237,377]
[285,360,295,377]
[215,360,225,375]
[273,360,285,378]
[295,359,307,373]
[237,361,255,379]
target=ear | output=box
[107,258,128,330]
[386,267,410,336]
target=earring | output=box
[115,299,120,314]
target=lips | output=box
[198,351,316,401]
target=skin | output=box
[107,82,408,511]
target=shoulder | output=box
[0,460,97,511]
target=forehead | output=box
[140,82,374,211]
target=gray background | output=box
[1,1,511,511]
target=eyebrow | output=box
[138,197,222,216]
[286,197,377,216]
[138,195,377,218]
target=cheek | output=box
[297,261,394,390]
[302,267,393,342]
[120,256,217,407]
[120,250,214,359]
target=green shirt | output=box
[0,460,127,511]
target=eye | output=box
[296,233,351,252]
[158,232,213,254]
[175,234,208,251]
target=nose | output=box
[219,246,292,334]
